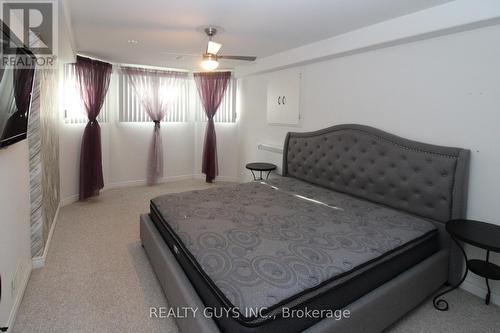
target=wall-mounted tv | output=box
[0,21,36,149]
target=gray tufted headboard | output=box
[283,124,470,223]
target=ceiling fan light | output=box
[207,41,222,55]
[201,54,219,71]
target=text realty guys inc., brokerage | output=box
[150,306,351,321]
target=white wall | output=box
[0,141,32,327]
[60,122,240,204]
[238,24,500,303]
[109,122,194,184]
[0,0,77,323]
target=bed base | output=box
[140,214,449,333]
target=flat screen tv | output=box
[0,21,36,149]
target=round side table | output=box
[433,219,500,311]
[245,163,277,181]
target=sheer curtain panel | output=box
[122,67,187,185]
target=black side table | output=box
[433,219,500,311]
[246,163,277,181]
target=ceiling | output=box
[67,0,453,71]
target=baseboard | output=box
[31,256,45,270]
[32,203,61,269]
[4,259,32,332]
[461,277,500,306]
[61,194,78,207]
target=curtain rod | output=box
[76,53,233,74]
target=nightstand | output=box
[245,162,277,181]
[433,219,500,310]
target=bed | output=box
[140,124,470,333]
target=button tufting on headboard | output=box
[282,124,470,223]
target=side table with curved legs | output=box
[245,163,277,181]
[433,219,500,311]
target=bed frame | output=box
[140,124,470,333]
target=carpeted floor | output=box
[12,180,500,333]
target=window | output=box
[63,64,109,124]
[119,71,189,122]
[64,66,237,124]
[194,77,237,123]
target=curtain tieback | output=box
[153,120,161,129]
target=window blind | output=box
[119,72,189,123]
[194,77,237,123]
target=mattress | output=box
[150,177,439,333]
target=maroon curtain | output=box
[75,56,112,200]
[194,71,231,183]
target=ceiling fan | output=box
[199,26,257,71]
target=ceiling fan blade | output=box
[218,55,257,61]
[207,41,222,55]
